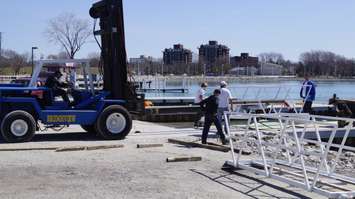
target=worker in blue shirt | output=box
[300,74,316,113]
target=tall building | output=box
[129,55,153,65]
[163,44,192,65]
[230,53,259,76]
[230,53,259,68]
[198,41,230,74]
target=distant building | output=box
[129,55,157,75]
[198,41,230,74]
[163,44,192,65]
[230,53,258,68]
[129,55,153,64]
[259,63,283,76]
[229,67,258,76]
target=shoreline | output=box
[134,75,355,82]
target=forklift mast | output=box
[90,0,128,100]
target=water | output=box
[145,79,355,103]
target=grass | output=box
[0,66,33,75]
[0,66,101,76]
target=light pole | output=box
[0,32,2,59]
[161,62,164,76]
[222,64,224,76]
[31,47,38,74]
[203,64,206,76]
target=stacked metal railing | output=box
[224,112,355,198]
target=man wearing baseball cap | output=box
[218,81,233,134]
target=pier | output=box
[137,88,188,93]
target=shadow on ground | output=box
[190,167,311,199]
[0,132,106,144]
[152,122,196,129]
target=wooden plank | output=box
[207,142,252,155]
[137,144,164,148]
[166,156,202,162]
[55,146,86,152]
[0,147,58,152]
[168,138,229,152]
[55,144,124,152]
[86,144,124,151]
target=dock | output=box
[138,88,188,93]
[141,96,335,123]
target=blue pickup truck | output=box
[0,59,132,143]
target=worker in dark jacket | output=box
[45,70,70,104]
[300,74,316,113]
[200,89,228,145]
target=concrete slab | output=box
[0,120,331,198]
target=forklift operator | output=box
[45,70,70,104]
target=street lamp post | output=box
[161,62,164,76]
[203,64,206,76]
[31,47,38,74]
[222,64,224,76]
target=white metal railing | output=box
[224,112,355,198]
[228,85,312,115]
[0,75,30,83]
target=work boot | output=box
[222,139,229,145]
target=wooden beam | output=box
[0,147,58,152]
[137,144,164,148]
[166,156,202,163]
[168,138,229,152]
[55,144,124,152]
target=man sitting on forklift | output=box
[45,70,70,104]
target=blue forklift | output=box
[0,0,144,143]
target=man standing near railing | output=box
[200,89,228,145]
[300,74,316,113]
[194,82,208,128]
[218,81,233,133]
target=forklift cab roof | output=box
[30,59,95,94]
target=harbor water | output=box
[145,79,355,103]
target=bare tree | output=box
[299,50,355,77]
[46,13,91,59]
[88,52,101,68]
[258,52,285,64]
[2,50,29,75]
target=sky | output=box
[0,0,355,61]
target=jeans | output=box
[217,107,229,134]
[202,114,226,144]
[194,105,204,126]
[303,101,313,113]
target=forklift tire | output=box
[96,105,132,140]
[81,125,97,134]
[1,110,36,143]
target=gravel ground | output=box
[0,121,331,199]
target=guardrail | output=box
[228,85,312,114]
[0,75,29,82]
[224,112,355,198]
